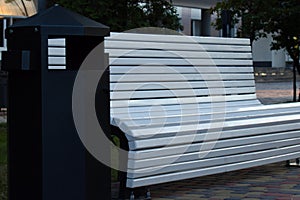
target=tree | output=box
[211,0,300,101]
[5,0,30,16]
[211,0,269,45]
[47,0,182,32]
[264,0,300,101]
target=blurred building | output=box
[173,0,288,68]
[0,0,37,61]
[0,0,289,68]
[0,0,37,108]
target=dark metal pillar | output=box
[201,9,211,36]
[2,5,110,200]
[221,10,232,37]
[37,0,47,12]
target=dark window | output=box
[0,19,4,47]
[191,20,201,36]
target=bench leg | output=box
[286,159,300,167]
[145,187,151,200]
[118,171,128,199]
[130,191,135,200]
[119,186,151,200]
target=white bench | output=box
[48,33,300,198]
[106,33,300,191]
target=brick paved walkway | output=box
[150,162,300,200]
[256,81,298,104]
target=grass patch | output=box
[111,135,120,182]
[0,123,7,200]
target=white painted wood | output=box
[109,32,251,45]
[48,66,66,70]
[129,123,300,156]
[107,50,252,59]
[110,66,253,74]
[115,107,300,129]
[125,113,300,139]
[127,151,300,188]
[128,141,300,178]
[128,121,300,150]
[48,33,300,189]
[128,131,300,169]
[111,80,256,91]
[111,73,253,83]
[48,38,65,46]
[48,57,66,65]
[105,40,252,52]
[111,87,255,100]
[111,100,261,117]
[111,94,258,108]
[109,58,253,66]
[48,47,66,56]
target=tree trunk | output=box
[295,58,300,102]
[293,60,297,102]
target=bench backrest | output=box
[47,34,260,124]
[106,33,260,121]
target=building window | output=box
[0,19,5,47]
[191,20,201,36]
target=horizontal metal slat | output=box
[108,32,250,45]
[111,94,257,108]
[127,149,300,188]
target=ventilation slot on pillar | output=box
[48,38,66,69]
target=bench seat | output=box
[106,33,300,188]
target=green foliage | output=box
[47,0,182,32]
[211,0,269,44]
[212,0,300,100]
[0,123,7,200]
[264,0,300,65]
[211,0,300,61]
[0,123,7,165]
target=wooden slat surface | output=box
[127,124,300,160]
[109,32,251,45]
[48,47,66,56]
[109,58,253,66]
[48,38,65,47]
[127,150,300,188]
[111,94,258,108]
[110,66,253,74]
[108,34,299,188]
[47,35,300,189]
[128,140,300,177]
[105,40,251,52]
[107,50,252,59]
[111,87,255,100]
[115,106,300,129]
[48,39,66,70]
[111,100,261,117]
[111,80,256,91]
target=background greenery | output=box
[211,0,300,101]
[47,0,183,32]
[0,123,7,200]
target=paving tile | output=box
[113,160,300,199]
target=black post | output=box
[221,10,232,37]
[293,61,297,102]
[37,0,47,12]
[2,5,110,200]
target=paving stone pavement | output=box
[256,81,298,104]
[112,81,300,200]
[149,162,300,200]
